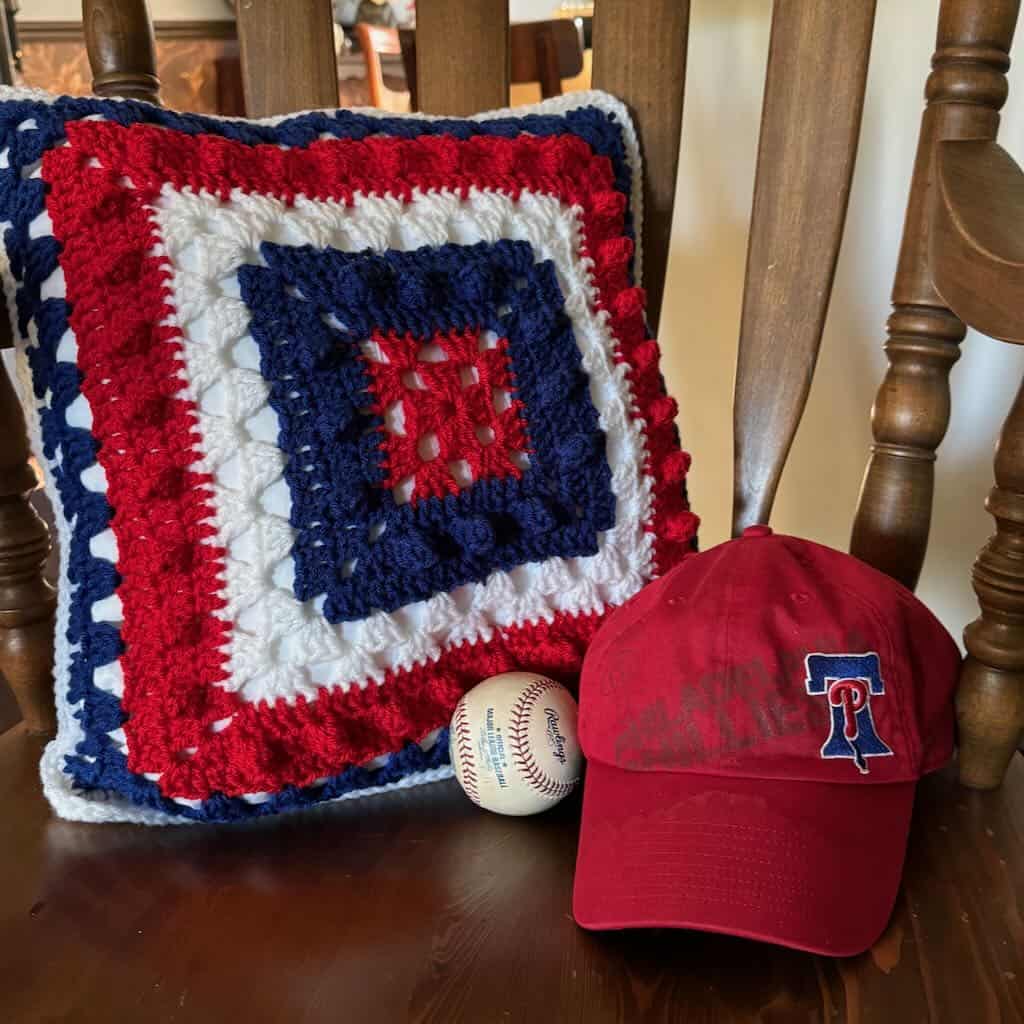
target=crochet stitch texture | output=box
[242,239,615,622]
[0,87,697,823]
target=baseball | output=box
[449,672,582,815]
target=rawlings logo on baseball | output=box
[544,708,569,765]
[450,672,583,816]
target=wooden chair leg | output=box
[957,375,1024,789]
[0,356,56,736]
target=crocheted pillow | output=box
[0,86,697,823]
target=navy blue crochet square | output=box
[239,239,616,622]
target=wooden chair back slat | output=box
[732,0,876,535]
[400,20,582,113]
[83,0,159,103]
[236,0,338,119]
[415,0,509,116]
[591,0,689,334]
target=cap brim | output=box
[573,762,915,957]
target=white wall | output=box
[510,0,556,22]
[662,0,1024,644]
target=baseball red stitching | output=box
[451,698,482,806]
[508,679,578,800]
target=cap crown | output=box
[580,531,961,785]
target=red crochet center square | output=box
[364,325,530,504]
[41,117,692,801]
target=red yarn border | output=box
[364,325,530,504]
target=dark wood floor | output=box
[1,724,1022,1023]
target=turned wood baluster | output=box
[0,357,56,735]
[0,0,57,732]
[849,0,1024,788]
[850,0,1019,589]
[83,0,160,102]
[0,0,162,732]
[959,379,1024,787]
[0,0,48,733]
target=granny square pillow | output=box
[0,86,697,823]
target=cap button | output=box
[742,525,773,539]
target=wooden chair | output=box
[353,21,405,110]
[360,19,585,113]
[1,1,1023,1018]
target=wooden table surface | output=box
[1,724,1021,1024]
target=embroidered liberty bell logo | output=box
[804,653,893,774]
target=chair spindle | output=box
[958,373,1024,788]
[83,0,160,103]
[849,0,1020,590]
[0,363,56,736]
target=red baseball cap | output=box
[573,527,961,956]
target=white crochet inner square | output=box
[152,185,655,706]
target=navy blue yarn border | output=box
[240,239,615,623]
[0,93,633,821]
